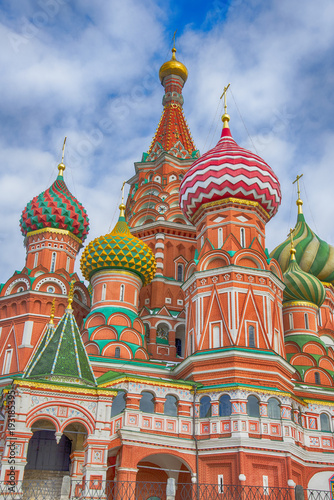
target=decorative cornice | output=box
[194,197,270,223]
[14,379,116,396]
[98,375,192,391]
[283,300,319,310]
[26,227,82,245]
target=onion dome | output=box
[271,195,334,283]
[20,160,89,242]
[283,247,325,307]
[80,204,156,285]
[179,115,281,223]
[159,47,188,83]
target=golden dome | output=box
[159,48,188,83]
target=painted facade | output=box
[0,46,334,496]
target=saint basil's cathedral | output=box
[0,46,333,495]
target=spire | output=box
[293,173,303,216]
[57,136,67,177]
[24,296,96,386]
[145,41,198,162]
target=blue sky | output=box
[1,0,334,284]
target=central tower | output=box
[126,45,199,361]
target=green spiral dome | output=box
[271,213,334,283]
[283,250,326,306]
[80,207,156,285]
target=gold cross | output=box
[287,227,295,249]
[121,181,126,204]
[220,83,231,114]
[292,173,303,200]
[61,137,67,163]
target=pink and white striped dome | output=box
[179,127,281,223]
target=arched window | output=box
[289,313,293,330]
[101,283,107,301]
[144,323,150,340]
[298,409,302,426]
[218,227,223,248]
[240,228,245,248]
[318,309,322,327]
[164,395,177,416]
[115,347,120,358]
[314,371,321,384]
[111,391,126,417]
[34,252,39,268]
[175,338,182,357]
[304,313,309,329]
[219,395,231,417]
[177,264,183,281]
[320,413,331,432]
[66,256,70,272]
[268,398,281,419]
[140,392,154,413]
[120,284,125,302]
[199,396,211,418]
[248,325,256,348]
[247,395,260,417]
[50,252,56,273]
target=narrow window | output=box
[164,395,177,416]
[175,338,182,357]
[50,252,56,273]
[115,347,120,358]
[219,395,231,417]
[218,227,223,248]
[247,395,260,417]
[289,313,293,330]
[268,398,281,419]
[318,309,322,327]
[101,283,107,301]
[140,392,154,413]
[240,228,245,248]
[212,325,220,348]
[320,413,331,432]
[314,371,320,384]
[110,391,126,417]
[304,313,309,329]
[263,476,269,496]
[120,284,125,302]
[200,396,211,418]
[177,264,183,281]
[218,475,224,494]
[2,349,12,375]
[66,256,70,272]
[34,252,39,268]
[248,325,256,347]
[201,236,204,247]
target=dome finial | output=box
[57,136,67,177]
[220,83,231,128]
[288,227,296,260]
[292,173,303,215]
[67,280,75,310]
[159,33,188,83]
[119,180,126,217]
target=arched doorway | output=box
[136,453,193,500]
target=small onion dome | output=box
[179,123,281,223]
[159,47,188,84]
[80,204,156,285]
[271,212,334,283]
[20,164,89,242]
[283,248,325,307]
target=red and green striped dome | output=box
[20,170,89,242]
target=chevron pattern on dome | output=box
[180,128,281,222]
[283,254,325,307]
[20,176,89,241]
[271,213,334,283]
[80,213,156,285]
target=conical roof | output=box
[283,249,325,307]
[24,306,96,386]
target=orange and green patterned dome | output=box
[20,163,89,242]
[283,248,325,307]
[80,204,156,284]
